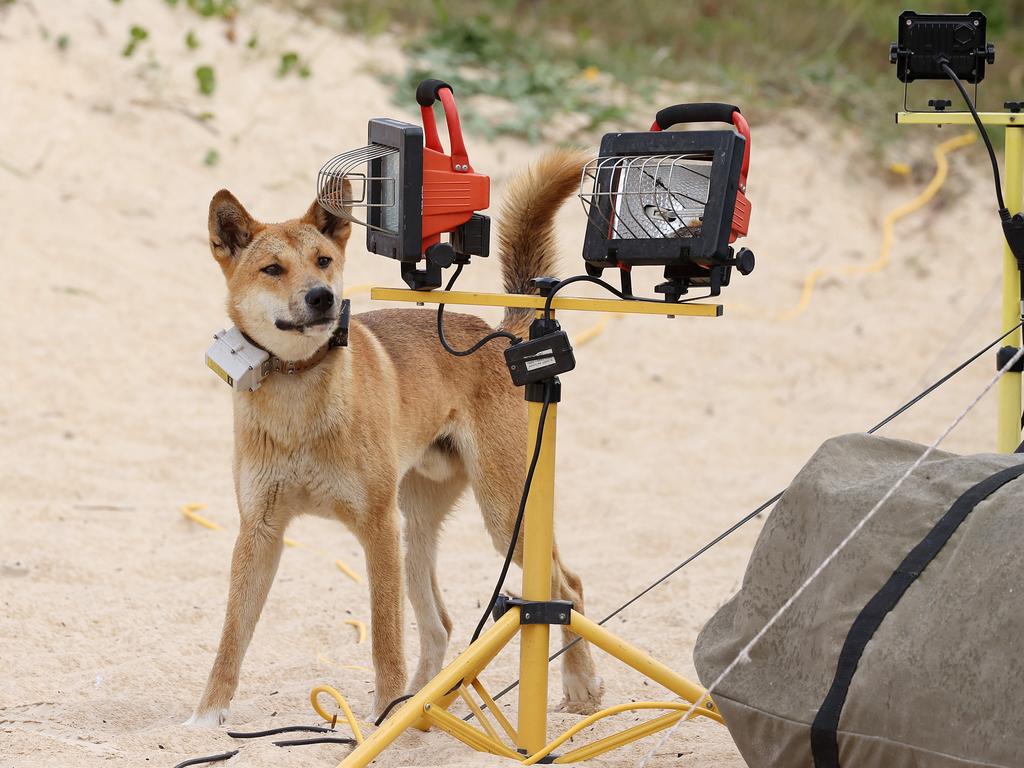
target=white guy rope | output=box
[635,343,1024,768]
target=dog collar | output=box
[206,300,351,392]
[268,299,351,375]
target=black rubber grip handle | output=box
[654,103,740,130]
[416,78,454,107]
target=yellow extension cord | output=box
[742,131,977,322]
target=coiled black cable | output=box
[436,263,521,355]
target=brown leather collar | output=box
[265,299,351,377]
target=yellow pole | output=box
[998,126,1023,452]
[517,395,557,753]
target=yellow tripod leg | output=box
[518,397,558,753]
[569,611,724,724]
[338,607,521,768]
[999,126,1024,452]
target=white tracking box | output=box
[205,327,271,392]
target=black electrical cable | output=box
[470,383,553,644]
[940,60,1008,215]
[226,725,336,738]
[172,750,238,768]
[541,274,712,321]
[272,736,356,747]
[373,694,414,726]
[866,320,1022,433]
[464,319,1024,717]
[437,263,521,355]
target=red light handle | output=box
[417,79,471,172]
[649,102,750,186]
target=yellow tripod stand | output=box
[336,287,726,767]
[896,110,1024,452]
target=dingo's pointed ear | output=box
[209,190,258,270]
[302,177,352,248]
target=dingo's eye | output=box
[261,264,284,276]
[317,256,332,269]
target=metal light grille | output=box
[316,144,399,231]
[580,154,712,241]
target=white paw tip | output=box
[183,708,228,728]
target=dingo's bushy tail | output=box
[497,149,589,337]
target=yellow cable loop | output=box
[344,618,367,644]
[180,503,222,531]
[310,684,366,744]
[334,558,363,583]
[763,131,976,322]
[518,701,717,765]
[571,313,616,348]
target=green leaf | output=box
[185,30,199,50]
[277,51,299,77]
[122,25,149,57]
[203,148,220,167]
[195,65,216,96]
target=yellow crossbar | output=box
[896,111,1024,126]
[370,288,722,317]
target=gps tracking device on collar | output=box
[205,300,351,392]
[206,327,271,392]
[316,79,491,290]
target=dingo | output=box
[188,150,602,726]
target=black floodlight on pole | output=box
[580,103,754,301]
[890,11,995,110]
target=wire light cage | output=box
[580,102,753,299]
[317,117,424,265]
[581,153,714,241]
[317,144,400,232]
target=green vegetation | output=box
[185,29,200,50]
[203,148,221,166]
[195,64,216,95]
[278,51,312,78]
[121,25,149,58]
[186,0,238,19]
[315,0,1024,141]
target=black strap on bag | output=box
[810,461,1024,767]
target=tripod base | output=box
[337,289,728,767]
[339,607,721,767]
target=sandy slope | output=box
[0,1,1011,767]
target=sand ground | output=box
[0,2,1012,766]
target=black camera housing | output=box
[891,11,993,84]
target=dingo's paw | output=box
[183,707,229,728]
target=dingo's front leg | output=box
[188,482,286,727]
[356,500,406,720]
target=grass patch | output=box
[311,0,1024,143]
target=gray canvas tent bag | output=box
[694,433,1024,768]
